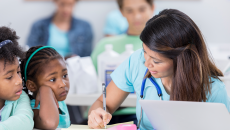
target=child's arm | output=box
[0,91,34,130]
[33,86,59,129]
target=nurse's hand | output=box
[88,107,112,129]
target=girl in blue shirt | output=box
[20,46,70,129]
[88,9,230,130]
[0,26,34,130]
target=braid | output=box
[20,46,62,98]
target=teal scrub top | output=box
[111,49,230,130]
[47,23,71,57]
[30,100,70,128]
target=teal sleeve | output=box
[207,84,230,112]
[31,100,70,128]
[57,101,71,128]
[0,91,34,130]
[111,57,134,92]
[30,99,40,109]
[110,50,143,92]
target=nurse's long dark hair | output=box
[140,9,223,102]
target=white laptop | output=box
[139,100,230,130]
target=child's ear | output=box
[26,80,38,92]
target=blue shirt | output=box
[111,49,230,130]
[48,23,70,57]
[103,10,161,36]
[103,10,128,35]
[30,100,70,128]
[27,15,93,57]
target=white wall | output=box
[0,0,230,93]
[0,0,230,47]
[0,0,118,48]
[155,0,230,44]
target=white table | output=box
[65,93,137,107]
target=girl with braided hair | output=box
[20,45,70,129]
[0,26,34,130]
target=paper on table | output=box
[61,121,133,130]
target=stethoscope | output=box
[137,69,163,129]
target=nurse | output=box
[88,9,230,130]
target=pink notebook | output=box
[107,124,137,130]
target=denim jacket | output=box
[27,15,93,57]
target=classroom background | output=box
[0,0,230,46]
[0,0,230,126]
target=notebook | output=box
[61,121,133,130]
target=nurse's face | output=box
[143,43,174,79]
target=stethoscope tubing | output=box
[137,68,163,129]
[140,69,162,98]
